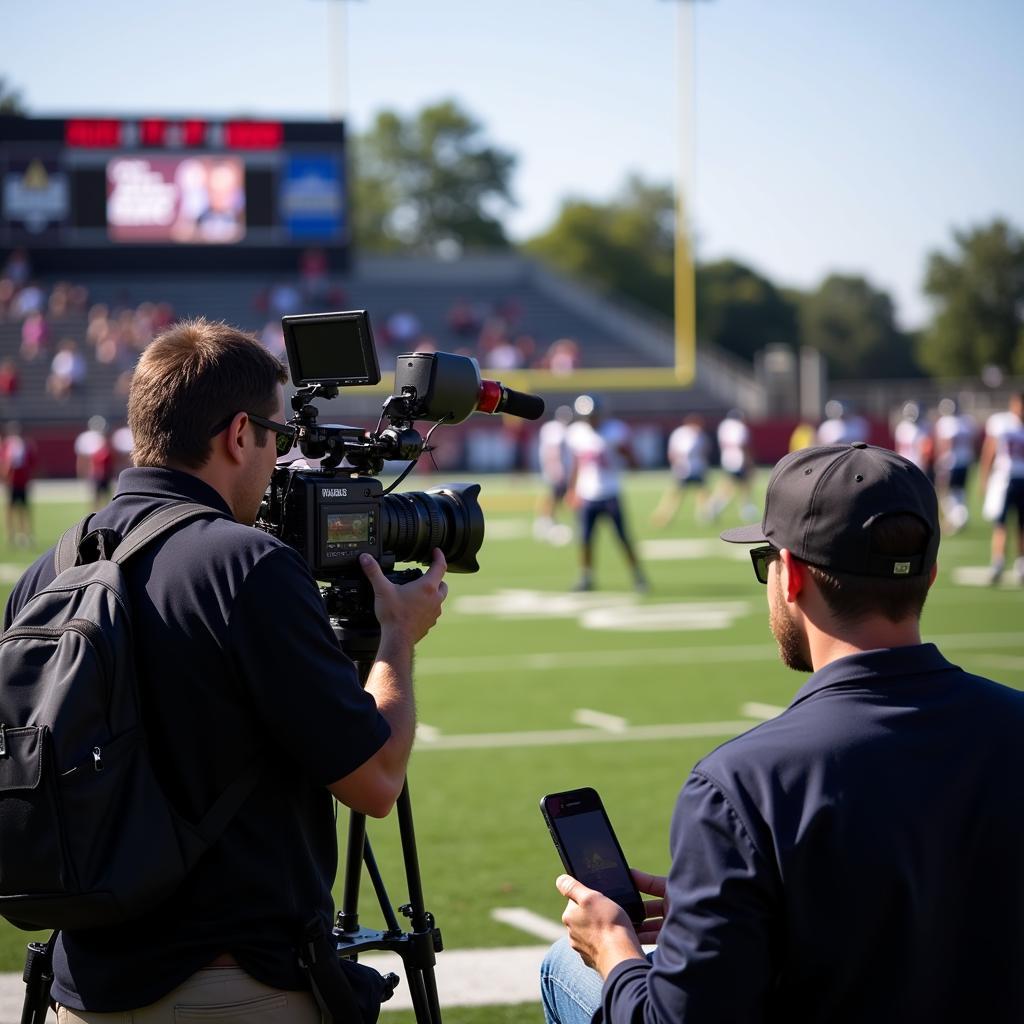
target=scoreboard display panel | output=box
[0,115,348,271]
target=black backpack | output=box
[0,502,259,931]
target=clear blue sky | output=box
[5,0,1023,328]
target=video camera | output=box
[255,310,544,615]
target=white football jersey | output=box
[668,425,709,478]
[566,419,630,501]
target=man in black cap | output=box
[541,443,1024,1024]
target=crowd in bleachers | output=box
[0,250,177,412]
[0,246,588,428]
[253,251,584,376]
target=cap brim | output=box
[719,522,767,544]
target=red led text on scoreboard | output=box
[64,118,283,150]
[65,119,122,148]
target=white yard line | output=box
[572,708,629,732]
[414,720,755,752]
[416,631,1024,676]
[740,702,786,720]
[491,908,565,943]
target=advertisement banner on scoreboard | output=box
[2,158,69,239]
[106,155,246,243]
[280,155,344,241]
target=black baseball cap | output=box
[721,443,940,577]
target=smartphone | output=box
[540,787,645,926]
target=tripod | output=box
[329,591,444,1024]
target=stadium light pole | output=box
[314,0,362,121]
[661,0,703,386]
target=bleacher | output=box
[0,253,765,475]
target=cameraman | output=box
[541,444,1024,1023]
[5,318,448,1022]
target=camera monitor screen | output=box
[327,513,368,544]
[282,310,381,387]
[106,156,246,243]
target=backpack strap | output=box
[54,515,93,575]
[111,502,225,566]
[54,502,225,574]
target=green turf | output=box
[1,469,1021,1012]
[387,1005,537,1024]
[387,1005,538,1024]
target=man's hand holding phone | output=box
[555,869,668,978]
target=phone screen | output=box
[541,788,645,925]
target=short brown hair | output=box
[128,318,287,469]
[805,513,933,625]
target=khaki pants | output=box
[56,967,321,1023]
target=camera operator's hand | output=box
[359,548,448,646]
[332,550,449,818]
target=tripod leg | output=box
[395,781,444,1023]
[338,810,366,933]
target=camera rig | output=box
[257,311,544,1023]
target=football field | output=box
[0,470,1021,1022]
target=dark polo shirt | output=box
[5,468,391,1012]
[599,645,1024,1023]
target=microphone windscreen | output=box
[500,388,546,421]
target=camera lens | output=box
[380,483,484,573]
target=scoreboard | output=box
[0,115,348,272]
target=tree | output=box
[351,99,516,254]
[0,77,26,115]
[800,273,920,379]
[525,175,676,316]
[919,219,1024,376]
[695,259,799,363]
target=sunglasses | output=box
[750,545,780,585]
[210,412,297,457]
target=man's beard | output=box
[769,572,813,673]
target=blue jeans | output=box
[540,938,605,1024]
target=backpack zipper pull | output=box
[92,746,103,772]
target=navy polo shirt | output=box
[599,645,1024,1023]
[5,468,391,1012]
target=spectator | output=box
[20,310,49,360]
[446,298,481,339]
[545,338,581,375]
[2,248,31,288]
[0,277,16,320]
[47,338,88,400]
[269,281,301,318]
[0,358,21,397]
[259,320,287,360]
[300,247,330,303]
[482,335,523,371]
[12,280,45,318]
[385,309,422,349]
[86,304,111,349]
[0,421,35,547]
